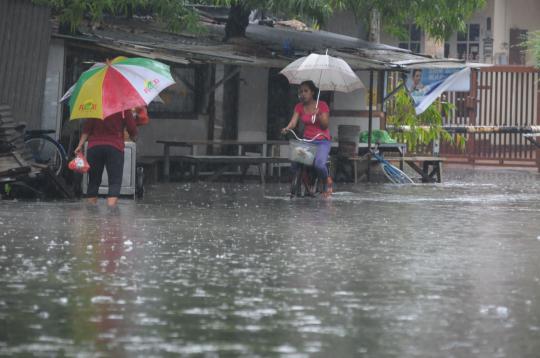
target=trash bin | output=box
[338,125,360,157]
[82,142,137,198]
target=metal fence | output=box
[441,66,540,166]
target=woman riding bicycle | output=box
[281,80,333,197]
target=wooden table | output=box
[156,140,288,181]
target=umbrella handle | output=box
[312,63,325,124]
[312,88,321,124]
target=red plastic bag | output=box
[68,153,90,173]
[134,106,149,126]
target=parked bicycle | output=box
[366,142,414,184]
[24,129,67,176]
[285,129,328,197]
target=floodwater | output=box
[1,168,540,357]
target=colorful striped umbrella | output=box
[66,56,175,120]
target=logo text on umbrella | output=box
[144,79,161,93]
[79,100,97,111]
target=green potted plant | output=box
[386,87,466,154]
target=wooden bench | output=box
[156,139,288,181]
[178,155,290,184]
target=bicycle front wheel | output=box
[380,163,414,184]
[25,135,67,176]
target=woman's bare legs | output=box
[323,176,333,198]
[86,197,118,206]
[107,197,118,207]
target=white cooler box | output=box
[82,142,137,197]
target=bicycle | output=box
[24,129,67,176]
[366,142,414,184]
[285,129,328,197]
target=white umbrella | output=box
[280,50,364,122]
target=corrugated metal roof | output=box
[54,17,465,71]
[0,0,51,127]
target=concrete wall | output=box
[136,116,208,157]
[507,0,540,31]
[329,71,378,139]
[41,39,65,139]
[237,67,268,141]
[491,0,507,63]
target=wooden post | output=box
[377,71,385,112]
[537,88,540,172]
[467,68,478,164]
[367,70,374,182]
[222,65,240,152]
[206,65,216,155]
[163,144,170,182]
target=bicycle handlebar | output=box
[284,129,325,142]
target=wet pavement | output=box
[1,167,540,357]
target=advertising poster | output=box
[406,67,471,114]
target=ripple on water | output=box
[1,168,540,356]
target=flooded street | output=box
[1,167,540,357]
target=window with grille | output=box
[147,65,199,118]
[456,24,480,61]
[398,24,422,53]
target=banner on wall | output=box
[406,67,471,115]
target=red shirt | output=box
[83,110,138,152]
[294,101,330,140]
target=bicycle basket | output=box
[289,139,317,166]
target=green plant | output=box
[340,0,486,42]
[523,30,540,68]
[386,87,466,152]
[32,0,204,34]
[32,0,342,37]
